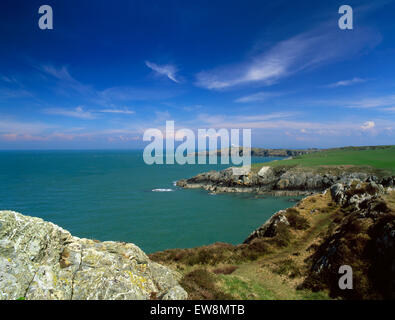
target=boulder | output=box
[0,211,187,300]
[330,183,345,204]
[330,181,385,209]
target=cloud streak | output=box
[43,107,96,119]
[326,77,367,88]
[0,118,56,137]
[196,26,381,90]
[39,64,95,97]
[98,108,135,114]
[235,91,285,103]
[37,64,181,106]
[145,61,180,83]
[188,112,394,138]
[336,95,395,109]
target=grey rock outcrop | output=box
[0,211,187,300]
[177,165,394,196]
[330,180,385,209]
[303,181,395,299]
[244,210,289,244]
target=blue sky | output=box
[0,0,395,149]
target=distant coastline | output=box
[191,147,318,157]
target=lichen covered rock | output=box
[0,211,187,300]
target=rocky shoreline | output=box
[176,165,395,196]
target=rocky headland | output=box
[0,211,187,300]
[176,165,395,196]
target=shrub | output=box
[180,269,234,300]
[286,209,310,230]
[273,259,302,278]
[212,265,238,275]
[268,223,292,247]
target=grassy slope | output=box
[150,192,340,300]
[214,192,337,300]
[252,145,395,174]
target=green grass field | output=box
[253,146,395,174]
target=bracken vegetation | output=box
[150,188,395,300]
[301,195,395,300]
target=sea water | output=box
[0,150,296,253]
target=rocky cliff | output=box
[303,181,395,299]
[177,165,395,196]
[0,211,187,300]
[243,180,395,299]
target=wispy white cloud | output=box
[341,95,395,109]
[182,105,203,112]
[41,65,75,82]
[306,94,395,112]
[193,112,296,127]
[98,108,135,114]
[361,121,375,130]
[189,111,394,138]
[196,26,380,90]
[154,110,172,122]
[326,77,367,88]
[235,91,284,103]
[210,119,380,136]
[0,88,33,99]
[145,61,180,83]
[0,75,33,98]
[0,118,55,135]
[36,63,182,106]
[1,76,19,84]
[38,64,96,97]
[99,86,179,102]
[43,106,96,119]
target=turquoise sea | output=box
[0,151,297,253]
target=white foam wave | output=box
[152,188,174,192]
